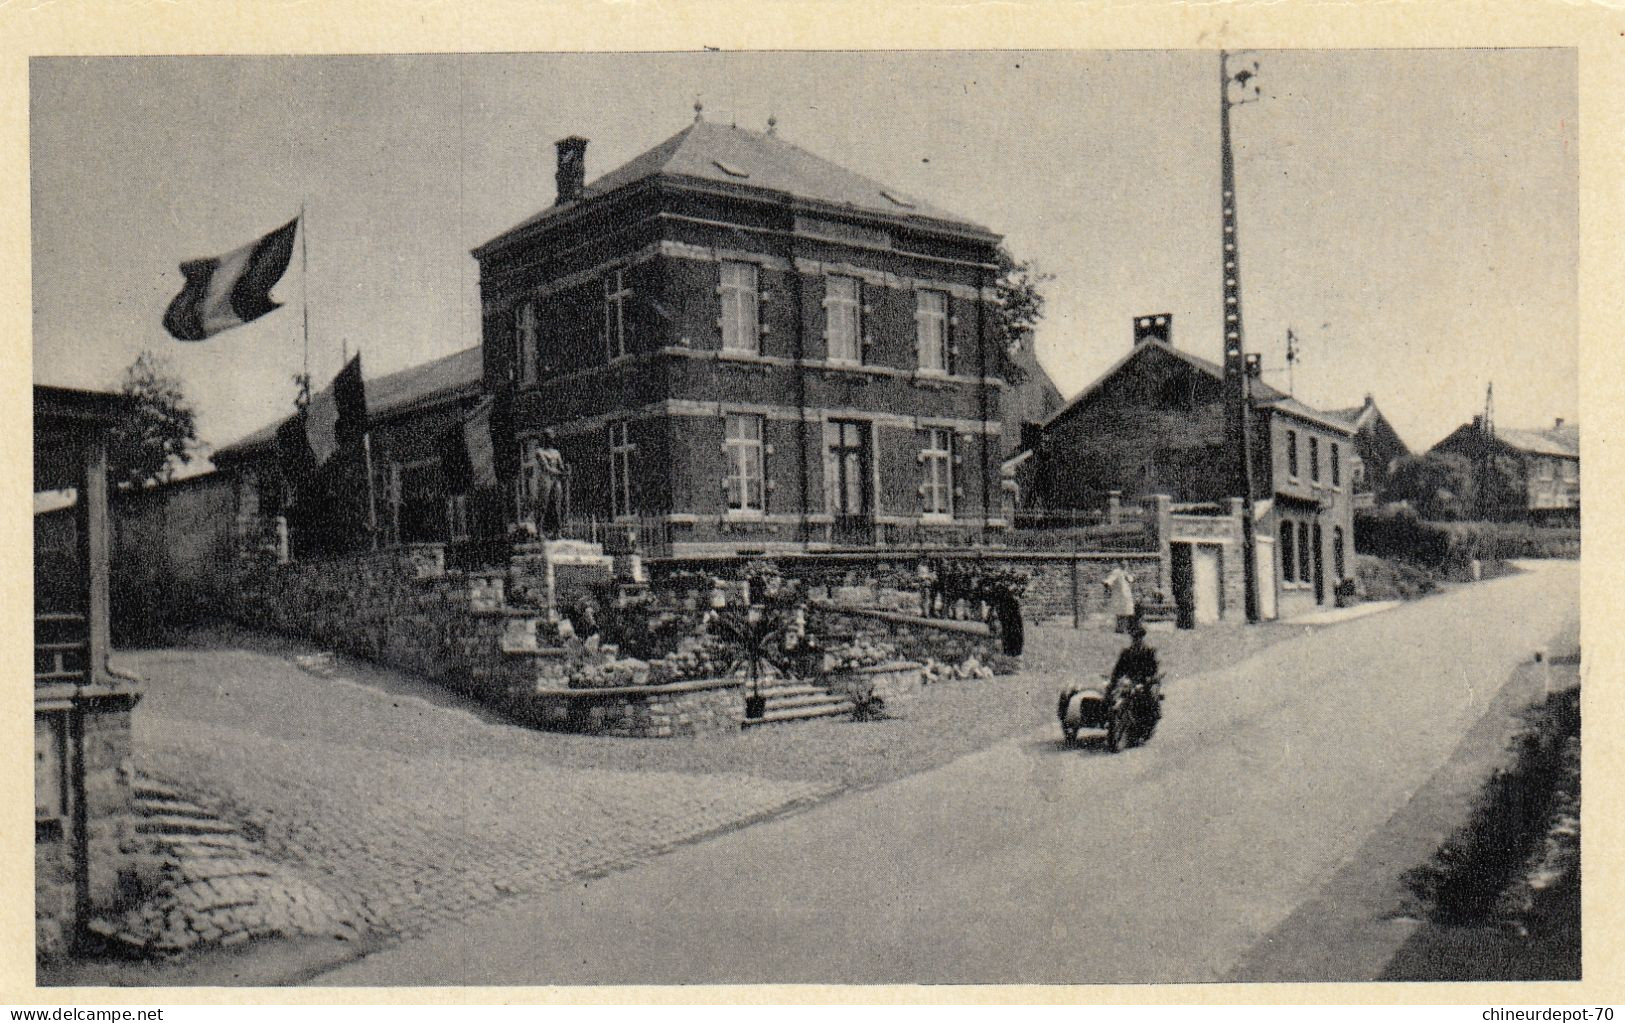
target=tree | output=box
[992,247,1052,384]
[1382,452,1476,520]
[108,350,199,489]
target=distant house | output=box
[1429,417,1579,523]
[1326,394,1410,502]
[1029,317,1359,620]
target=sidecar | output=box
[1057,676,1111,744]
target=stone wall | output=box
[520,678,745,738]
[809,603,1010,673]
[823,661,928,711]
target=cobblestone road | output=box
[127,631,836,941]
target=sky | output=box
[30,50,1577,461]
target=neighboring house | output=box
[473,117,1010,554]
[35,385,142,958]
[1326,393,1411,502]
[1029,319,1359,620]
[210,345,485,547]
[1429,416,1580,523]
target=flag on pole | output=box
[304,354,367,468]
[163,218,299,341]
[463,395,499,490]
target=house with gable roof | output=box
[1429,416,1579,523]
[473,115,1011,554]
[1325,394,1411,503]
[1022,315,1359,620]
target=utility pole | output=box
[1221,50,1264,624]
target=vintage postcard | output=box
[6,0,1620,1008]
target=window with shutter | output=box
[825,275,861,364]
[724,414,765,514]
[916,290,948,373]
[515,301,537,385]
[921,428,954,518]
[720,262,760,354]
[604,270,631,361]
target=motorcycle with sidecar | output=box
[1057,672,1164,752]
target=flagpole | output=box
[300,202,311,398]
[364,431,379,550]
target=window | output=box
[1333,526,1346,580]
[1286,430,1299,479]
[720,261,760,354]
[724,414,765,514]
[1297,521,1311,586]
[916,289,948,373]
[1561,459,1578,482]
[604,270,630,361]
[609,421,634,518]
[1309,436,1321,483]
[1280,520,1296,583]
[1330,442,1342,488]
[515,301,537,385]
[921,428,954,517]
[825,275,861,364]
[1539,458,1555,481]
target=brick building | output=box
[1326,393,1411,503]
[473,117,1010,555]
[1026,318,1359,620]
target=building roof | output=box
[1042,339,1295,430]
[479,119,996,254]
[213,346,483,462]
[1494,425,1579,458]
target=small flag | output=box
[462,395,498,490]
[163,218,298,342]
[304,354,367,468]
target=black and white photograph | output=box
[25,36,1591,997]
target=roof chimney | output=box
[1133,313,1172,347]
[1472,415,1484,431]
[555,136,588,205]
[1554,417,1565,430]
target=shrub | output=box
[1355,554,1439,601]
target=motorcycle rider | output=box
[1107,621,1159,701]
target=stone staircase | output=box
[131,776,257,862]
[740,680,854,729]
[92,774,368,955]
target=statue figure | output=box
[533,428,566,539]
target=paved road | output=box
[126,629,837,943]
[318,562,1578,986]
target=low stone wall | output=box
[824,661,927,710]
[649,549,1169,632]
[520,678,745,738]
[810,602,1011,674]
